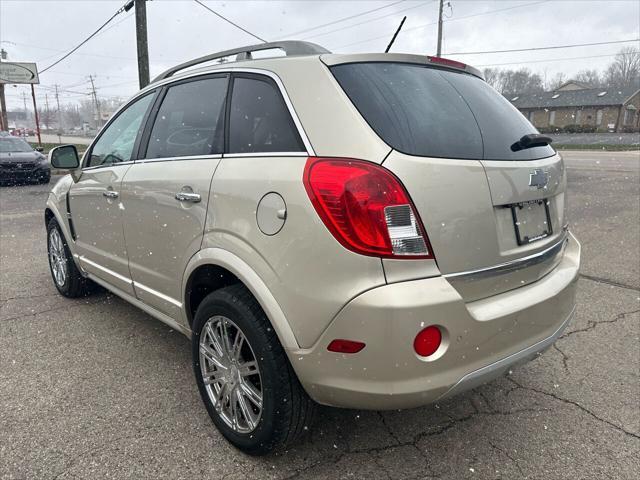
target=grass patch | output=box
[28,141,87,154]
[554,144,640,151]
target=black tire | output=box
[46,218,94,298]
[192,284,316,455]
[39,173,51,184]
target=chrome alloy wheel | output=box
[48,228,67,287]
[199,316,263,433]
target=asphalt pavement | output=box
[1,151,638,479]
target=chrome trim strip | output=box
[137,67,316,156]
[89,68,315,161]
[135,154,222,164]
[223,152,307,158]
[82,161,134,172]
[133,281,183,308]
[444,235,568,282]
[85,272,191,338]
[438,305,576,401]
[78,256,133,285]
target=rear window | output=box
[331,62,555,161]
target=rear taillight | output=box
[303,157,433,259]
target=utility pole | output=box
[44,93,50,129]
[88,75,101,129]
[30,84,42,146]
[54,84,63,142]
[21,91,28,121]
[134,0,150,88]
[0,48,7,131]
[436,0,444,57]
[0,84,7,131]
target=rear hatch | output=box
[328,58,568,302]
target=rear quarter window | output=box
[228,76,305,154]
[331,62,555,161]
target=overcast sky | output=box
[1,0,639,110]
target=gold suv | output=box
[45,41,580,455]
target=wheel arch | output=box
[182,248,300,351]
[44,197,76,257]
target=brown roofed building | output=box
[508,81,640,133]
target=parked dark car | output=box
[0,136,50,184]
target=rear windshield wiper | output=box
[511,134,552,152]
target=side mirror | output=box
[35,146,44,153]
[49,145,80,169]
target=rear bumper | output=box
[290,232,580,410]
[436,304,574,402]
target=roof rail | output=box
[153,41,331,82]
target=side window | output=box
[87,93,154,168]
[146,76,227,159]
[228,76,304,154]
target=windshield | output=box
[0,137,34,153]
[331,62,556,161]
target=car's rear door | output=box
[331,61,566,301]
[120,74,228,319]
[68,92,156,295]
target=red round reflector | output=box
[327,339,366,354]
[414,326,442,357]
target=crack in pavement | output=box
[281,404,546,480]
[0,293,61,303]
[486,438,525,478]
[297,302,640,479]
[559,308,639,341]
[579,273,639,292]
[507,377,640,440]
[552,343,570,374]
[0,297,111,323]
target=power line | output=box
[282,0,406,38]
[443,0,549,24]
[446,39,640,56]
[334,21,436,50]
[96,80,139,89]
[40,2,131,73]
[12,41,139,63]
[193,0,267,43]
[476,51,639,68]
[32,13,133,63]
[333,0,550,50]
[299,1,434,41]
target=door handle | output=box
[103,190,119,199]
[175,192,201,203]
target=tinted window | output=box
[331,63,554,161]
[146,76,227,159]
[445,72,555,160]
[332,63,482,160]
[88,93,154,167]
[228,76,304,154]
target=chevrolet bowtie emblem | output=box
[529,169,550,189]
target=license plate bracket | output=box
[510,199,553,245]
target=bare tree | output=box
[63,104,82,129]
[573,69,603,87]
[546,72,566,91]
[483,68,502,91]
[604,47,640,88]
[484,68,544,94]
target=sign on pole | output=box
[0,62,40,84]
[0,62,41,145]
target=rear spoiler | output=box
[320,53,484,80]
